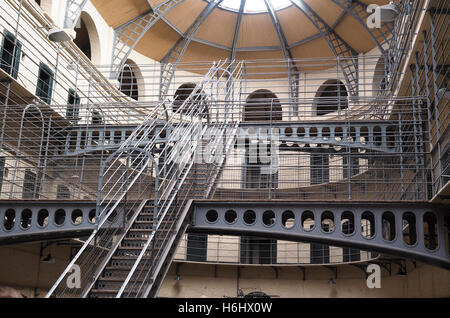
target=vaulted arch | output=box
[314,80,348,116]
[244,89,282,122]
[74,11,101,64]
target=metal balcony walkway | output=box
[62,120,401,156]
[192,201,450,270]
[0,201,122,245]
[1,200,449,271]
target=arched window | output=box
[244,89,282,122]
[373,56,388,92]
[74,17,91,59]
[73,12,101,64]
[243,89,280,189]
[173,83,208,117]
[315,80,348,116]
[119,60,139,101]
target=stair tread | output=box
[88,195,191,297]
[111,256,152,260]
[118,246,162,251]
[90,289,119,294]
[97,277,127,282]
[97,277,147,283]
[90,288,143,295]
[105,265,152,271]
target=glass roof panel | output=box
[212,0,292,14]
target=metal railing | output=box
[386,0,449,197]
[0,57,430,202]
[173,234,378,266]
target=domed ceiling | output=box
[91,0,390,64]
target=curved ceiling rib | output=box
[289,0,359,96]
[143,1,364,54]
[264,0,294,62]
[159,0,225,98]
[111,0,185,78]
[264,0,299,117]
[230,0,246,61]
[114,0,393,58]
[88,0,395,87]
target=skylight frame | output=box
[206,0,293,14]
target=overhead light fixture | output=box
[396,267,407,276]
[378,1,400,23]
[175,263,183,281]
[395,262,408,276]
[41,253,55,263]
[48,28,72,43]
[396,269,407,276]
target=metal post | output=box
[410,65,420,199]
[413,55,426,200]
[422,32,436,196]
[0,80,12,153]
[429,12,443,190]
[39,115,53,198]
[398,111,405,195]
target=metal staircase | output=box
[88,200,191,298]
[46,60,244,298]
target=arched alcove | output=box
[314,80,348,116]
[244,89,282,122]
[243,89,281,189]
[172,83,208,117]
[34,0,53,13]
[73,12,101,64]
[119,59,141,101]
